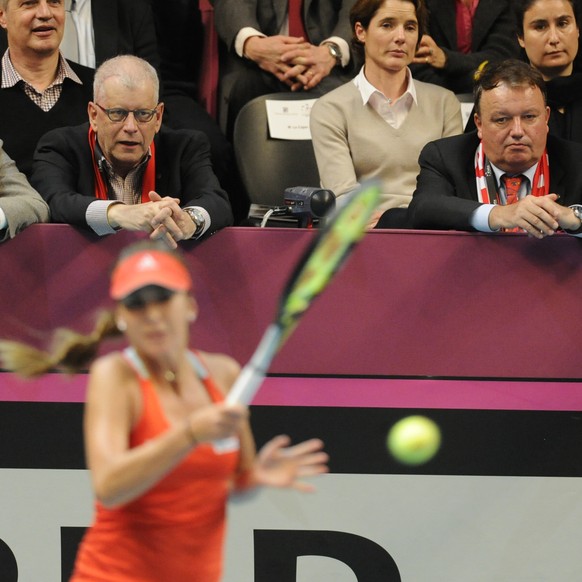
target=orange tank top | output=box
[71,348,240,582]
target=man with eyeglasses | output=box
[30,55,233,245]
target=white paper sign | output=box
[461,102,474,130]
[265,98,317,140]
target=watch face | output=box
[186,208,204,229]
[327,43,341,61]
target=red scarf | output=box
[88,126,156,203]
[475,141,549,204]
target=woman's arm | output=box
[310,95,360,199]
[203,352,329,493]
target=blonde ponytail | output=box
[0,311,122,378]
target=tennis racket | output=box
[214,181,380,451]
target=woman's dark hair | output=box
[473,59,547,115]
[349,0,427,57]
[514,0,579,38]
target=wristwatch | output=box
[571,205,582,231]
[183,207,206,239]
[324,42,342,67]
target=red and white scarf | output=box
[474,141,549,204]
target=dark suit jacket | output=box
[213,0,352,49]
[152,0,204,91]
[92,0,159,68]
[407,132,582,231]
[30,123,233,236]
[411,0,520,94]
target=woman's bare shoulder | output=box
[86,351,139,402]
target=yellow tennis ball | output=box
[387,415,441,465]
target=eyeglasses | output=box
[121,285,175,311]
[96,103,158,123]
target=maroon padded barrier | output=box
[1,225,581,379]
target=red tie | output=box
[501,174,523,205]
[288,0,308,39]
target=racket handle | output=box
[213,324,282,454]
[226,324,282,405]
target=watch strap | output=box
[569,205,582,233]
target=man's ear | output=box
[154,102,164,133]
[474,113,483,139]
[88,102,99,132]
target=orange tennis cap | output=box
[110,250,192,300]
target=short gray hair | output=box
[93,55,159,104]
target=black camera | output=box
[284,187,335,227]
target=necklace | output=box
[164,369,177,384]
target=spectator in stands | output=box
[0,140,49,241]
[410,0,520,94]
[0,0,93,176]
[0,0,249,224]
[310,0,462,224]
[407,59,582,237]
[212,0,358,139]
[515,0,582,143]
[30,55,232,246]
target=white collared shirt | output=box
[353,66,417,129]
[61,0,95,68]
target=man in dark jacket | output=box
[407,60,582,238]
[31,55,232,246]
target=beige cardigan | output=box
[310,78,463,212]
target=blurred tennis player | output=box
[0,240,328,582]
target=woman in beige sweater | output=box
[310,0,463,224]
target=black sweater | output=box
[0,59,94,176]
